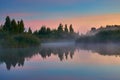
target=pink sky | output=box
[1,0,120,34]
[24,13,120,34]
[0,13,120,34]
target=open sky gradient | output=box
[0,0,120,33]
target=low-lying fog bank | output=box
[41,41,75,48]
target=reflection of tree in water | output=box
[1,43,120,70]
[39,46,75,61]
[77,43,120,57]
[0,46,76,70]
[0,47,39,70]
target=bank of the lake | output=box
[76,25,120,43]
[0,32,40,48]
[0,16,78,48]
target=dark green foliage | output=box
[1,34,40,48]
[3,16,25,34]
[76,26,120,43]
[64,24,68,33]
[33,30,38,35]
[19,20,25,33]
[0,30,9,40]
[0,16,40,48]
[69,24,74,33]
[35,26,52,38]
[3,16,11,31]
[95,30,120,42]
[28,27,32,34]
[39,26,47,35]
[58,23,63,32]
[46,27,51,34]
[13,34,40,47]
[0,16,77,48]
[11,19,18,33]
[33,23,76,40]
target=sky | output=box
[0,0,120,33]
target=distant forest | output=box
[77,25,120,43]
[0,16,78,38]
[0,16,78,48]
[0,16,120,48]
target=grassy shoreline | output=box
[0,32,40,48]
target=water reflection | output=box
[77,43,120,57]
[0,43,120,70]
[0,45,76,70]
[39,46,75,61]
[0,47,39,70]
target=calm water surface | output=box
[0,43,120,80]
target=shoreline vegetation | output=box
[0,16,40,48]
[0,16,120,48]
[0,16,78,48]
[76,25,120,43]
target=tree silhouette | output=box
[39,26,47,35]
[3,16,11,31]
[46,27,51,34]
[33,30,38,35]
[11,19,18,33]
[3,16,25,33]
[69,24,74,33]
[64,24,68,33]
[58,23,63,32]
[91,27,96,31]
[28,27,32,34]
[1,16,78,40]
[19,20,25,33]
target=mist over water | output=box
[41,42,120,55]
[1,42,120,80]
[41,41,75,48]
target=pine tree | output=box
[58,23,63,32]
[3,16,11,31]
[64,24,68,33]
[33,30,38,35]
[69,24,74,33]
[46,27,51,34]
[28,27,32,34]
[11,19,18,33]
[19,20,25,33]
[17,21,20,33]
[39,26,47,35]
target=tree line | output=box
[33,23,75,38]
[0,16,78,48]
[76,25,120,43]
[0,16,75,37]
[1,16,25,34]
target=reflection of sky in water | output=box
[1,44,120,80]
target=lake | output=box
[0,42,120,80]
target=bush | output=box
[1,34,40,48]
[76,30,120,43]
